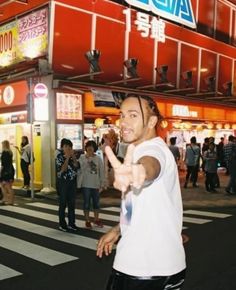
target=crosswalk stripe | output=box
[0,233,77,266]
[0,205,111,233]
[183,210,232,218]
[27,202,120,222]
[183,216,212,224]
[101,206,121,213]
[0,264,22,281]
[28,202,214,225]
[0,214,98,250]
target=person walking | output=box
[184,136,201,188]
[169,136,180,164]
[14,136,32,189]
[203,142,218,193]
[56,139,79,232]
[224,135,236,195]
[0,140,15,205]
[97,95,186,290]
[78,140,105,228]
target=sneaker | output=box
[94,219,103,228]
[68,224,78,231]
[59,225,68,232]
[85,221,92,228]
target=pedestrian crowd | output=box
[168,134,236,195]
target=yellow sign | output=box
[0,21,19,67]
[0,8,48,67]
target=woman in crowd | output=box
[78,140,105,228]
[0,140,15,205]
[14,136,32,189]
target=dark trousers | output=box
[106,269,186,290]
[185,165,198,185]
[20,159,30,186]
[58,179,77,227]
[205,172,217,191]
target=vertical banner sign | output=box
[18,8,48,59]
[34,83,49,121]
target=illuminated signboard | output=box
[172,105,198,117]
[0,7,48,67]
[125,0,196,29]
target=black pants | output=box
[20,159,30,186]
[106,269,186,290]
[205,172,216,191]
[58,179,76,227]
[185,165,198,185]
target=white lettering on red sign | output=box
[172,105,198,118]
[124,8,166,42]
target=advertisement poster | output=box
[57,124,83,150]
[56,93,82,120]
[0,7,48,67]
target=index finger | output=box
[123,144,135,166]
[105,146,122,169]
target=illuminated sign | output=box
[125,0,196,29]
[34,83,49,121]
[124,8,166,42]
[0,7,48,67]
[172,105,198,117]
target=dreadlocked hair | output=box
[124,94,164,127]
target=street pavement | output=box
[19,169,236,209]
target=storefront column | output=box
[39,75,56,194]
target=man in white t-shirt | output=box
[97,95,186,290]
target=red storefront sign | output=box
[0,81,28,109]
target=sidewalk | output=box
[13,170,236,208]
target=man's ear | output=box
[148,115,158,129]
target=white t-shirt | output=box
[113,137,186,276]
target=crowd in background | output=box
[168,134,236,195]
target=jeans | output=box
[20,159,30,186]
[81,187,100,210]
[106,269,186,290]
[58,179,76,227]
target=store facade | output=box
[0,0,236,190]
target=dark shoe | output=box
[68,224,79,231]
[193,183,199,188]
[183,183,187,188]
[59,225,68,232]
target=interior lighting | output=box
[94,118,104,128]
[224,123,230,129]
[207,122,214,129]
[160,120,168,128]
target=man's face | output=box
[63,144,73,155]
[120,97,151,144]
